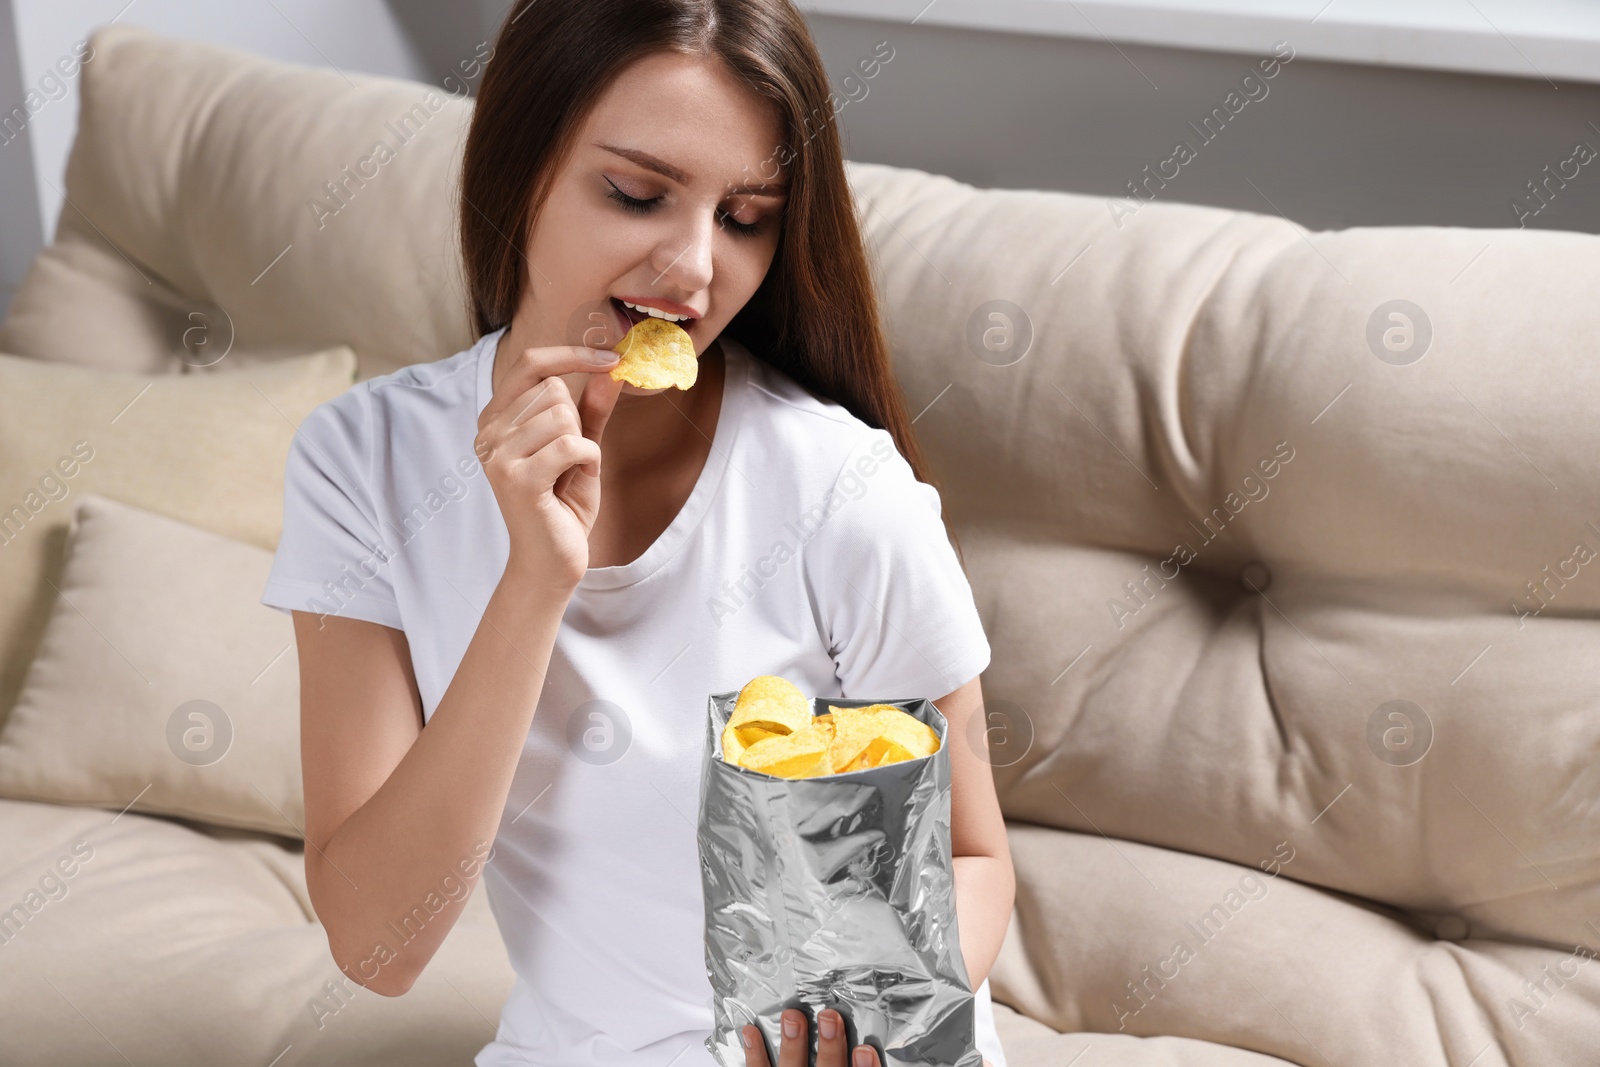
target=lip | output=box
[609,297,635,339]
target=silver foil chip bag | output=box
[698,691,981,1067]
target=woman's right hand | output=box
[475,344,626,592]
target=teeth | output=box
[622,299,689,323]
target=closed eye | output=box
[604,177,658,214]
[716,208,764,237]
[606,176,769,237]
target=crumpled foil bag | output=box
[698,691,980,1067]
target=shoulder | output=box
[292,336,486,468]
[736,342,927,508]
[738,343,861,437]
[729,342,942,557]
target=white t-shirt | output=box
[260,327,1006,1067]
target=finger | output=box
[555,372,624,504]
[740,1024,772,1067]
[505,375,566,429]
[854,1047,882,1067]
[477,376,567,466]
[576,365,625,450]
[520,432,603,490]
[479,400,581,469]
[504,399,584,459]
[778,1009,809,1067]
[816,1009,849,1067]
[480,346,619,425]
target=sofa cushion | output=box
[991,824,1600,1063]
[0,24,474,381]
[0,346,355,729]
[0,493,305,837]
[0,796,514,1067]
[992,1002,1299,1067]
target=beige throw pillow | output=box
[0,492,305,837]
[0,346,355,728]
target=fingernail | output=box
[854,1048,874,1067]
[782,1013,802,1040]
[741,1028,754,1050]
[819,1012,839,1040]
[584,347,619,363]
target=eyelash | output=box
[604,178,765,237]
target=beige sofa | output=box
[2,22,1598,1067]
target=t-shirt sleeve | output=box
[259,389,404,631]
[806,427,991,701]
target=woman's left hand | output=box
[740,1008,878,1067]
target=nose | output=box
[649,207,714,292]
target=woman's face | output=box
[520,50,789,395]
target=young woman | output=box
[260,2,1015,1065]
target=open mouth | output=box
[609,296,695,336]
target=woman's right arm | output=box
[293,567,564,997]
[294,343,626,996]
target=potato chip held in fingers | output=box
[610,317,697,390]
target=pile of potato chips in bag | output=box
[720,675,941,778]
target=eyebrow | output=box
[593,142,788,197]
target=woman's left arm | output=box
[934,675,1017,989]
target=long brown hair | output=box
[457,0,965,564]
